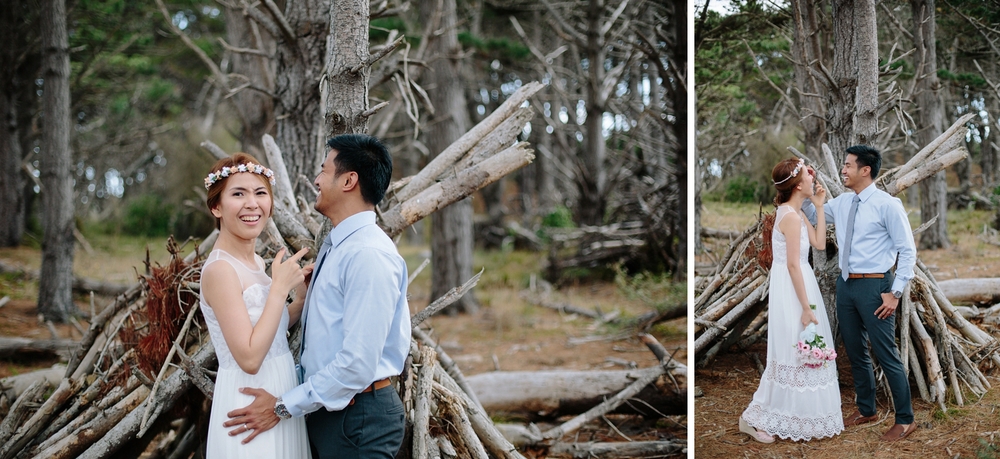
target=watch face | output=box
[893,291,902,298]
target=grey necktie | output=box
[841,194,860,280]
[296,234,333,379]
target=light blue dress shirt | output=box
[281,211,410,416]
[804,182,916,293]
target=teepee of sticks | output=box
[695,113,1000,412]
[0,82,686,458]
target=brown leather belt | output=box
[349,378,392,406]
[361,378,392,393]
[848,273,884,279]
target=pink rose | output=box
[812,348,824,360]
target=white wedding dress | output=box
[200,250,310,458]
[741,205,844,441]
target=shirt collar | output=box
[327,211,376,248]
[856,182,878,203]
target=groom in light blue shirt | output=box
[805,145,918,442]
[226,134,410,458]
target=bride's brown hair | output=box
[772,158,806,206]
[758,158,806,269]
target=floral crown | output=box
[773,159,805,185]
[204,162,276,190]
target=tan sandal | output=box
[739,417,775,444]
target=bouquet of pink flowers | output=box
[795,320,837,369]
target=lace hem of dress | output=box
[764,360,838,392]
[742,403,843,441]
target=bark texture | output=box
[222,6,276,158]
[912,0,950,249]
[579,0,608,226]
[38,0,75,322]
[828,0,879,159]
[421,0,479,314]
[271,0,330,196]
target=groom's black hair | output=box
[326,134,392,205]
[846,145,882,179]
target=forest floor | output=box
[696,201,1000,459]
[0,231,687,456]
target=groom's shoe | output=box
[880,423,917,442]
[843,410,878,427]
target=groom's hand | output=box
[875,293,899,319]
[224,387,279,444]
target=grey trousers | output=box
[306,386,405,459]
[836,271,914,424]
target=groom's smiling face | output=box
[841,154,868,192]
[313,149,344,218]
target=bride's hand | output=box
[271,247,309,294]
[810,183,826,206]
[801,309,818,327]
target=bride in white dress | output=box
[739,158,844,443]
[199,153,311,457]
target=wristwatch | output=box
[274,398,292,420]
[892,290,903,299]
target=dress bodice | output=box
[200,249,290,370]
[772,205,810,269]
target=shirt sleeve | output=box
[282,247,404,416]
[800,197,836,226]
[884,197,916,293]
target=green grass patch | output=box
[976,439,1000,459]
[932,407,965,420]
[0,271,36,301]
[614,265,685,312]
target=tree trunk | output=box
[578,0,608,226]
[323,0,370,137]
[983,62,998,186]
[270,1,330,197]
[0,1,35,249]
[791,0,826,162]
[38,0,75,323]
[531,8,554,217]
[828,0,879,160]
[670,0,687,280]
[851,0,879,146]
[912,0,949,250]
[421,0,478,314]
[0,84,24,248]
[222,6,276,158]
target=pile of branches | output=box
[0,82,685,458]
[695,115,1000,411]
[547,144,679,280]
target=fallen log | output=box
[465,369,685,419]
[548,440,686,458]
[0,365,65,399]
[0,337,79,359]
[700,227,741,239]
[938,278,1000,304]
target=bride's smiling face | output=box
[211,173,273,240]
